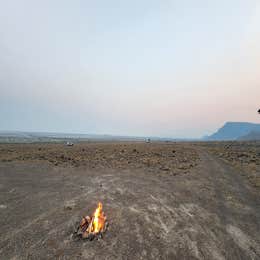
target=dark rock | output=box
[160,167,170,171]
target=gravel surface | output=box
[0,142,259,259]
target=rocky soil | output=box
[199,141,260,188]
[0,142,259,259]
[0,142,199,175]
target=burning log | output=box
[74,202,108,241]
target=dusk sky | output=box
[1,0,259,138]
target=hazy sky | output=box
[0,0,259,138]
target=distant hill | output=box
[205,122,260,141]
[238,130,260,141]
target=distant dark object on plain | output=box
[145,138,151,143]
[66,141,74,146]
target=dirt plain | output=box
[0,141,259,260]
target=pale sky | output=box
[0,0,259,138]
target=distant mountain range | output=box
[0,131,146,143]
[1,122,260,143]
[0,131,189,143]
[205,122,260,141]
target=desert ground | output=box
[0,141,259,259]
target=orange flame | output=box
[87,202,106,234]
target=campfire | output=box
[74,202,108,240]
